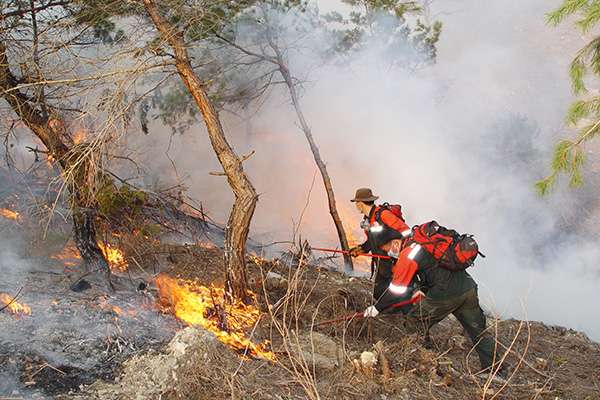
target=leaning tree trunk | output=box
[283,69,353,270]
[0,40,111,286]
[143,0,258,303]
[265,36,353,270]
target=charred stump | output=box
[73,209,113,291]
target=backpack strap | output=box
[372,203,388,224]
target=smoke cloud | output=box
[134,0,600,342]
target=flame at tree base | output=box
[155,274,276,361]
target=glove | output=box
[363,305,379,318]
[349,247,362,257]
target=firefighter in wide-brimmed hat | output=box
[349,188,414,310]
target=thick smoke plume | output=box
[67,0,595,342]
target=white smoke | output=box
[301,0,600,340]
[131,0,600,342]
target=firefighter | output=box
[363,239,507,382]
[361,238,431,313]
[349,188,414,309]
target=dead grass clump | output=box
[387,336,440,378]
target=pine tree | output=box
[536,0,600,195]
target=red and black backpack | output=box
[373,202,405,223]
[411,220,485,271]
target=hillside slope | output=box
[50,244,600,400]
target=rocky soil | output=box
[1,238,599,400]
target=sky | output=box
[139,0,600,341]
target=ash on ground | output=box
[0,241,182,399]
[1,236,600,400]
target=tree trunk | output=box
[267,40,353,270]
[286,72,353,270]
[73,209,114,290]
[215,22,354,270]
[143,0,258,303]
[0,40,111,284]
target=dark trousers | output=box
[372,258,394,301]
[405,287,499,370]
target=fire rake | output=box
[310,292,424,328]
[310,247,390,259]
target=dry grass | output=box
[50,240,600,400]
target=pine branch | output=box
[546,0,590,27]
[575,1,600,33]
[538,0,600,195]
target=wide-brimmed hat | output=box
[350,188,379,202]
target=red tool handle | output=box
[310,247,390,259]
[310,293,423,328]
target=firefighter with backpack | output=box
[351,195,508,382]
[349,188,416,313]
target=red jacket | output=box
[361,205,411,252]
[389,242,421,295]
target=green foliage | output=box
[342,0,420,18]
[70,0,138,43]
[72,0,260,131]
[181,0,258,42]
[537,0,600,194]
[533,138,588,195]
[331,0,441,67]
[156,80,198,134]
[546,0,590,26]
[565,96,600,124]
[92,177,163,238]
[172,0,320,112]
[70,0,259,47]
[96,182,149,218]
[413,19,442,61]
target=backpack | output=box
[374,202,405,223]
[411,220,485,271]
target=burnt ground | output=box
[1,236,599,400]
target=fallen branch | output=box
[31,362,67,377]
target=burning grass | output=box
[0,292,31,316]
[1,236,599,400]
[155,274,276,361]
[0,207,21,220]
[98,243,128,272]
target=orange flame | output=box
[51,247,80,269]
[99,243,128,272]
[0,208,21,220]
[324,202,371,274]
[73,129,86,144]
[250,252,270,265]
[155,274,276,361]
[197,240,216,249]
[0,293,31,316]
[51,247,80,260]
